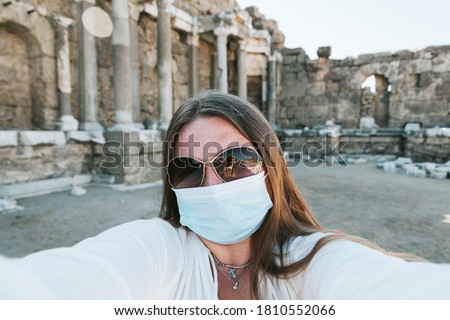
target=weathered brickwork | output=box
[280,47,450,129]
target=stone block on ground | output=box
[0,198,23,213]
[70,186,86,196]
[395,157,413,166]
[423,162,437,173]
[430,167,449,179]
[377,155,397,163]
[402,164,417,175]
[383,161,397,173]
[353,158,368,164]
[414,169,427,178]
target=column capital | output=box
[50,15,74,28]
[156,0,174,13]
[213,26,231,38]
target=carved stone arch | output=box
[356,67,392,127]
[0,3,57,129]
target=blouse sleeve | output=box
[0,218,184,299]
[292,234,450,299]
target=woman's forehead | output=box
[175,116,251,158]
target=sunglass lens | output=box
[213,147,262,182]
[168,157,203,188]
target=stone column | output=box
[51,15,79,131]
[237,39,247,100]
[261,69,267,117]
[214,26,229,93]
[211,50,217,89]
[110,0,142,131]
[188,33,199,97]
[76,0,102,131]
[129,5,142,124]
[157,0,173,130]
[267,53,277,127]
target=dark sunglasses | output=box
[167,146,263,189]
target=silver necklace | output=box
[212,254,251,290]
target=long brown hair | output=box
[159,90,412,299]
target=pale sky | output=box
[237,0,450,59]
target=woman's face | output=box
[175,115,257,187]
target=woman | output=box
[1,91,450,299]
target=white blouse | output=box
[1,218,449,299]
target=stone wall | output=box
[0,131,103,185]
[280,46,450,129]
[0,1,58,130]
[0,27,31,129]
[279,128,450,164]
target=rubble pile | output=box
[374,156,450,179]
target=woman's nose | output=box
[201,165,223,186]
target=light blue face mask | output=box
[172,172,273,244]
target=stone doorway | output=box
[247,75,263,111]
[361,74,391,127]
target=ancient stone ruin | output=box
[0,0,449,203]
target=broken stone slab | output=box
[442,128,450,137]
[383,161,397,173]
[0,198,24,213]
[422,162,437,173]
[353,158,368,164]
[19,131,66,146]
[0,131,19,147]
[402,164,417,175]
[394,157,413,166]
[425,127,450,137]
[430,167,449,179]
[0,174,91,199]
[414,169,427,178]
[442,214,450,224]
[70,186,86,196]
[404,123,421,134]
[359,117,378,129]
[377,155,397,163]
[282,129,303,137]
[347,157,355,164]
[66,131,105,144]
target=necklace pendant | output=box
[233,283,238,290]
[229,267,237,279]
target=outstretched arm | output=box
[0,218,183,299]
[295,234,450,299]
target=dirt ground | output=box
[1,162,449,263]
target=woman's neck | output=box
[198,235,252,266]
